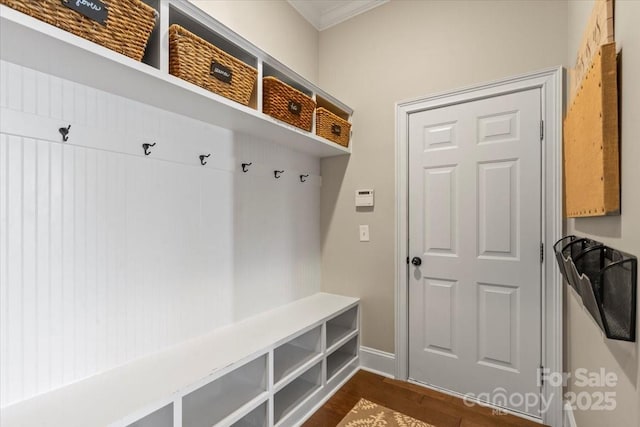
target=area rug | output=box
[337,398,435,427]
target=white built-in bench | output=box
[1,293,360,427]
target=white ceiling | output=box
[287,0,389,31]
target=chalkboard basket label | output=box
[210,61,233,84]
[62,0,108,25]
[288,100,302,115]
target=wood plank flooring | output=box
[303,370,546,427]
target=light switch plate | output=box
[359,225,370,242]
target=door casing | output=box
[394,68,563,427]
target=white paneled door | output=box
[408,89,542,417]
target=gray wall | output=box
[565,1,640,425]
[318,0,568,353]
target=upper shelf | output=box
[0,1,352,158]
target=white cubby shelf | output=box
[0,0,353,158]
[273,362,323,426]
[0,293,360,427]
[327,337,359,382]
[326,305,359,352]
[231,401,268,427]
[273,326,322,388]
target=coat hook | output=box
[199,154,211,166]
[300,174,309,183]
[241,162,252,173]
[59,125,71,142]
[274,170,284,179]
[142,142,156,156]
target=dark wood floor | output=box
[303,370,545,427]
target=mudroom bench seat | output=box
[1,293,360,427]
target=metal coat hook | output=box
[199,154,211,166]
[142,142,156,156]
[241,162,252,173]
[59,125,71,142]
[300,174,309,183]
[274,170,284,179]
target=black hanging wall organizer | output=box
[554,235,637,342]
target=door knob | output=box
[411,257,422,266]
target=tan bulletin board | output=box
[568,0,614,105]
[563,42,619,217]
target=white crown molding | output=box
[288,0,322,30]
[318,0,389,30]
[288,0,389,31]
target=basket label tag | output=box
[331,124,342,136]
[288,100,301,115]
[62,0,108,25]
[210,62,232,83]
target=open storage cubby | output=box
[168,5,257,68]
[140,0,161,69]
[273,361,322,425]
[263,63,313,97]
[168,2,259,109]
[555,235,637,341]
[0,0,353,157]
[231,401,267,427]
[273,325,322,386]
[182,354,267,427]
[127,404,173,427]
[326,306,358,350]
[316,96,350,121]
[327,336,359,381]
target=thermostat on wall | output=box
[355,189,374,207]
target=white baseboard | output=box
[564,401,577,427]
[359,346,396,378]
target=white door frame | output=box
[394,67,563,427]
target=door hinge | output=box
[540,242,544,263]
[406,256,410,265]
[540,120,544,141]
[539,365,545,386]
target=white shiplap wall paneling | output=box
[0,61,322,183]
[0,60,322,407]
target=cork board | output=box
[564,42,619,218]
[568,0,614,105]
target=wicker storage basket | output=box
[316,107,351,147]
[1,0,157,61]
[169,25,257,106]
[263,77,315,132]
